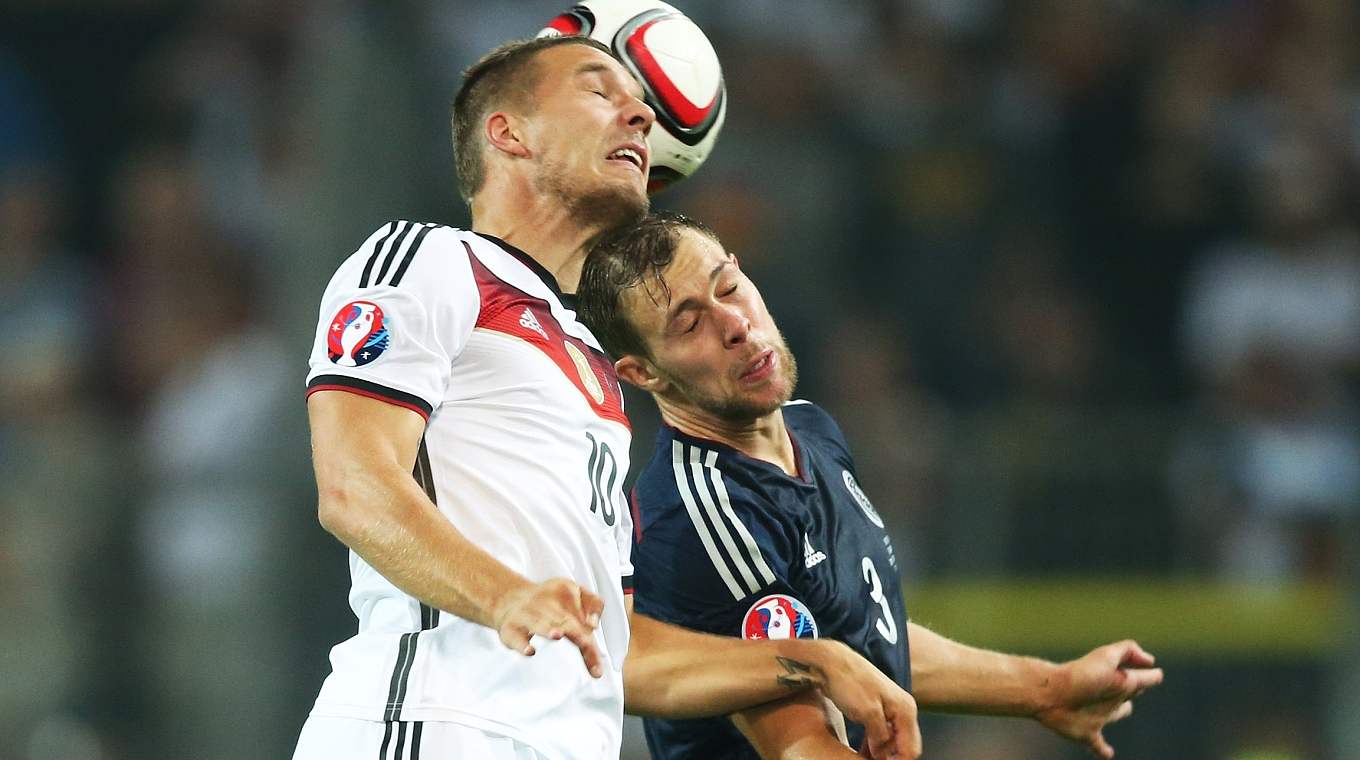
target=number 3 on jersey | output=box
[585,432,619,526]
[862,556,898,644]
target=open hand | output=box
[492,578,606,678]
[1036,640,1164,758]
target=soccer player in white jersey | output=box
[576,212,1165,759]
[293,36,922,760]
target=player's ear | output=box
[485,111,531,158]
[616,354,667,392]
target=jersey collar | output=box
[479,233,579,310]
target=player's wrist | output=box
[755,639,822,693]
[1028,657,1067,718]
[782,639,849,690]
[486,577,534,630]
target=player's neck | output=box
[472,195,600,293]
[663,404,797,477]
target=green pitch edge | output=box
[906,579,1354,658]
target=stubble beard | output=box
[536,159,649,232]
[686,341,800,424]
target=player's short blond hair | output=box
[451,35,612,204]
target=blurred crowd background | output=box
[1,0,1357,758]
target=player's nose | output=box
[621,94,654,135]
[719,306,750,348]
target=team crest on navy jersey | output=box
[742,594,818,640]
[842,470,884,528]
[327,300,390,367]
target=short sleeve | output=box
[305,223,477,419]
[632,445,805,639]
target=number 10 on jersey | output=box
[585,432,620,527]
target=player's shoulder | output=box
[782,399,852,453]
[781,398,830,426]
[633,428,781,528]
[632,429,797,606]
[327,220,470,291]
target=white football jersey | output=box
[304,222,634,760]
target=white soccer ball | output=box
[538,0,726,192]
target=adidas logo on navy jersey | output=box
[519,307,548,339]
[803,533,827,569]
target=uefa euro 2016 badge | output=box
[742,594,818,640]
[842,470,884,528]
[327,301,390,367]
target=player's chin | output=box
[602,163,649,197]
[609,173,649,210]
[575,181,649,229]
[739,368,794,403]
[732,385,790,419]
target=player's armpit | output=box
[731,691,856,760]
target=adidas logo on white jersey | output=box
[519,307,548,339]
[803,533,827,569]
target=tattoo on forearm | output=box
[776,656,818,689]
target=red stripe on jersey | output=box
[467,253,630,430]
[306,384,431,421]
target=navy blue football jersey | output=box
[631,400,911,759]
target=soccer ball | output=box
[538,0,726,192]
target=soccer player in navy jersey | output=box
[295,36,922,760]
[577,211,1165,760]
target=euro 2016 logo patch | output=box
[327,301,390,367]
[742,594,818,641]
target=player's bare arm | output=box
[623,601,921,759]
[308,390,605,677]
[907,623,1163,759]
[730,691,857,760]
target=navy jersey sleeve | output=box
[632,439,809,640]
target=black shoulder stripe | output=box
[359,221,400,288]
[389,224,440,287]
[372,221,417,286]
